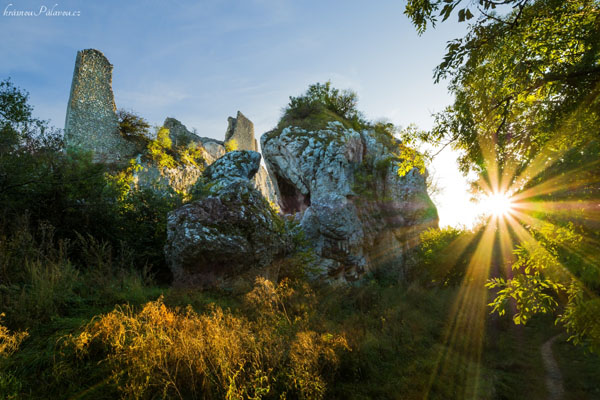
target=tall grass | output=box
[0,219,156,329]
[61,278,348,400]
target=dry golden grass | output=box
[66,278,348,399]
[0,314,27,358]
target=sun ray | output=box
[502,212,583,286]
[510,160,600,202]
[513,200,600,216]
[425,222,496,398]
[509,209,600,284]
[495,213,517,276]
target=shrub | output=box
[414,227,475,286]
[117,109,151,139]
[147,127,176,169]
[224,138,238,152]
[275,81,366,134]
[0,314,27,400]
[0,219,157,329]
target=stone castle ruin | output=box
[63,48,278,203]
[225,111,258,151]
[64,49,136,163]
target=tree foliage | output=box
[0,78,185,280]
[285,81,362,123]
[405,0,600,351]
[406,0,600,176]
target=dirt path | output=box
[541,334,565,400]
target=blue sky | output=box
[1,0,479,226]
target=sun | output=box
[480,192,515,218]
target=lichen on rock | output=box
[165,150,292,287]
[261,120,438,283]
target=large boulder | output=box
[203,150,261,184]
[261,121,438,283]
[165,150,292,287]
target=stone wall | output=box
[224,111,258,151]
[64,49,136,163]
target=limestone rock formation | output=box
[261,121,439,282]
[162,117,226,163]
[222,111,279,204]
[163,117,202,148]
[203,141,227,163]
[202,150,261,185]
[254,167,279,206]
[153,117,278,203]
[132,157,204,195]
[165,150,291,287]
[64,49,136,163]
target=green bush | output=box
[414,227,475,286]
[272,81,366,135]
[0,220,156,328]
[0,78,189,280]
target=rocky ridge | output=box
[63,48,439,287]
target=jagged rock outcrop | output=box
[131,156,204,195]
[261,121,438,283]
[64,49,137,163]
[202,150,261,185]
[165,150,292,287]
[163,117,226,163]
[223,111,279,204]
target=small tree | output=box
[117,109,151,139]
[283,81,363,124]
[0,78,62,153]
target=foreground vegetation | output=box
[1,220,599,399]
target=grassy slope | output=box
[2,271,599,399]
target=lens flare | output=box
[481,192,514,217]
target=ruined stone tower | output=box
[224,111,258,151]
[64,49,135,163]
